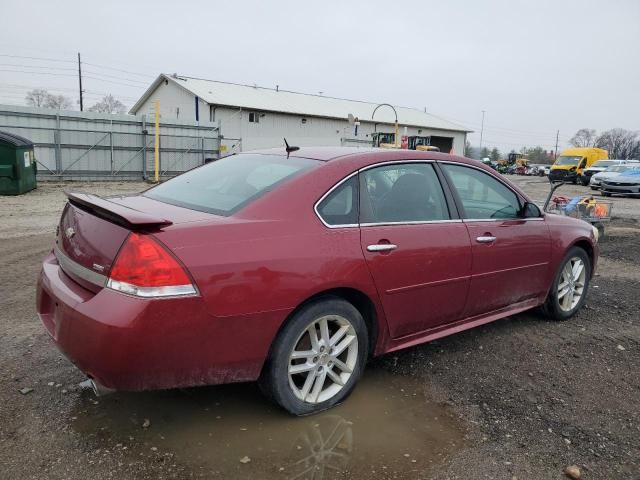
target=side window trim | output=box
[438,161,525,221]
[316,160,513,229]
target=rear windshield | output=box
[145,154,319,215]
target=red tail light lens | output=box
[107,233,197,297]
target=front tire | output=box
[260,297,368,416]
[542,247,591,321]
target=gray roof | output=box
[131,74,472,133]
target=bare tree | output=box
[464,140,475,158]
[88,94,127,114]
[43,94,73,110]
[25,89,49,107]
[569,128,597,147]
[596,129,640,159]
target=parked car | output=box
[590,164,640,190]
[527,164,547,176]
[542,165,551,176]
[581,159,637,186]
[37,148,599,415]
[601,168,640,197]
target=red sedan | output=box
[37,148,598,415]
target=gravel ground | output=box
[0,180,638,479]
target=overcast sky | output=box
[1,0,638,152]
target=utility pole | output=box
[78,53,84,111]
[479,110,486,150]
[554,129,559,159]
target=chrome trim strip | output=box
[462,217,545,223]
[360,219,463,227]
[358,159,435,172]
[54,246,107,288]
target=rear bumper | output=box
[36,252,285,391]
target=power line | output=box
[0,63,77,71]
[0,53,75,63]
[83,69,148,85]
[0,83,138,100]
[83,75,147,89]
[83,61,155,79]
[0,69,77,77]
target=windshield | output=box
[592,160,615,168]
[144,154,319,215]
[606,165,628,173]
[555,156,582,166]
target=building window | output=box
[249,112,260,123]
[209,105,215,122]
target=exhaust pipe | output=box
[78,378,115,397]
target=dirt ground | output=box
[0,180,638,479]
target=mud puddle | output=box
[71,368,463,479]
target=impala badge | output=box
[65,227,76,239]
[92,263,105,272]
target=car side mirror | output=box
[521,201,542,218]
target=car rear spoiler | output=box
[66,192,173,229]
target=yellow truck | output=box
[549,147,608,184]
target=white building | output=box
[130,74,471,155]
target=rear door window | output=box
[360,163,450,223]
[144,154,319,215]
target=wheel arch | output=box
[569,238,596,274]
[264,287,380,367]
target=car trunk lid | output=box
[56,192,211,292]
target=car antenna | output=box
[284,138,299,155]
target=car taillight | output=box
[107,233,197,298]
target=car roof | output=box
[248,146,466,163]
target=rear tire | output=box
[259,297,368,416]
[542,247,591,321]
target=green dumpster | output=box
[0,131,37,195]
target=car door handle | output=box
[367,244,398,252]
[476,236,497,244]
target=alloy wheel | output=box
[288,315,358,404]
[557,256,586,312]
